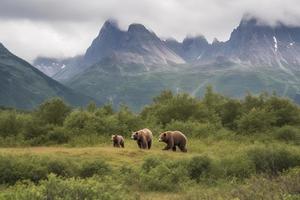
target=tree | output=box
[202,85,225,112]
[237,108,276,134]
[219,99,242,129]
[86,101,97,113]
[0,111,21,137]
[35,98,71,125]
[265,96,300,127]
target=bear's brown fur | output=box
[131,128,153,149]
[159,131,187,152]
[111,135,124,148]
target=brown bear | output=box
[158,131,187,152]
[131,128,153,149]
[111,135,125,148]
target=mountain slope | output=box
[0,43,93,109]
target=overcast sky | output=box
[0,0,300,62]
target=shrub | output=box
[138,157,189,192]
[79,160,111,178]
[64,110,98,135]
[265,96,300,127]
[219,99,242,130]
[247,147,300,175]
[141,92,204,125]
[22,117,54,141]
[0,156,48,185]
[274,126,300,144]
[0,174,130,200]
[0,111,22,137]
[139,161,186,192]
[187,156,212,182]
[47,159,75,177]
[231,167,300,200]
[46,127,70,144]
[141,157,162,173]
[34,98,71,126]
[237,108,276,134]
[215,156,255,179]
[165,120,217,138]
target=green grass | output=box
[0,136,298,166]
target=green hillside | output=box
[65,61,300,111]
[0,43,94,109]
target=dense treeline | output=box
[0,86,300,146]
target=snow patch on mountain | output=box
[273,36,278,52]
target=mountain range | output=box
[2,14,300,110]
[0,43,93,109]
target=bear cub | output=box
[111,135,125,148]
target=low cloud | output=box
[0,0,299,61]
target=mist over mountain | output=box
[164,35,210,62]
[31,15,300,110]
[201,16,300,69]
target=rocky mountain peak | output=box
[128,23,148,33]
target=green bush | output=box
[237,108,276,134]
[219,99,242,130]
[0,111,22,137]
[138,157,189,192]
[139,161,186,192]
[141,92,205,125]
[141,156,162,173]
[64,110,99,135]
[165,120,217,138]
[187,156,212,182]
[0,156,48,184]
[274,126,300,144]
[265,96,300,127]
[34,98,71,126]
[47,159,76,177]
[0,174,130,200]
[231,167,300,200]
[247,147,300,174]
[215,156,255,179]
[79,160,112,178]
[46,126,70,144]
[0,156,113,185]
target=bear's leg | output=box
[147,140,152,149]
[142,140,148,149]
[163,145,171,150]
[172,146,176,151]
[137,141,142,148]
[179,145,187,152]
[121,142,124,148]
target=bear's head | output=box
[111,135,118,142]
[131,131,140,140]
[158,131,170,143]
